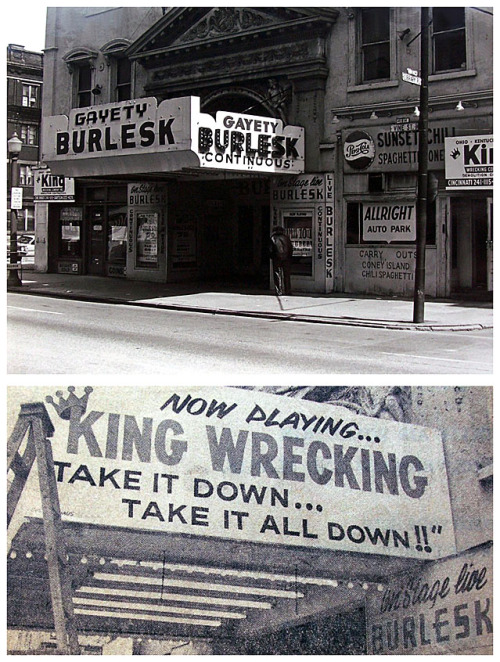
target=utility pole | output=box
[413,7,430,323]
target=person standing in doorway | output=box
[270,225,293,295]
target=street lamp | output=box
[8,132,23,287]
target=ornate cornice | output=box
[179,7,274,43]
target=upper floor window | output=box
[63,48,98,109]
[115,58,132,101]
[360,7,391,82]
[432,7,467,73]
[19,165,34,186]
[22,84,40,108]
[20,124,39,145]
[77,64,93,108]
[102,40,133,102]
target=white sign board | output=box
[9,386,456,560]
[195,110,305,174]
[401,71,422,86]
[34,169,75,201]
[445,135,493,189]
[11,187,23,210]
[362,203,416,242]
[42,96,305,176]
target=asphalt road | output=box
[7,293,493,375]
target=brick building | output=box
[7,44,44,248]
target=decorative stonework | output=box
[179,8,274,43]
[151,43,310,83]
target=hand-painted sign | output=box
[8,387,456,559]
[366,544,493,654]
[344,124,458,173]
[445,135,493,190]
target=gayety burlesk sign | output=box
[41,96,305,176]
[195,110,304,173]
[9,387,455,560]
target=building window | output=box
[432,7,467,73]
[20,124,39,145]
[22,84,40,108]
[24,208,35,232]
[115,58,132,101]
[360,7,391,82]
[77,63,93,107]
[19,165,34,186]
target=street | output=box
[7,293,492,374]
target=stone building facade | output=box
[36,7,493,295]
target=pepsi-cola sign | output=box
[344,130,375,170]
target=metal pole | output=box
[413,7,430,323]
[8,151,22,287]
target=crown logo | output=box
[46,386,93,420]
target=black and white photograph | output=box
[6,5,493,374]
[5,3,494,656]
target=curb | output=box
[8,287,493,332]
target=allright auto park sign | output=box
[445,135,493,190]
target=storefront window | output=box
[283,213,313,276]
[59,207,83,257]
[136,212,159,268]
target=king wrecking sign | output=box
[10,387,455,560]
[41,96,305,177]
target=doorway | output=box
[451,197,489,292]
[87,204,128,277]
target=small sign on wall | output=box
[362,203,416,242]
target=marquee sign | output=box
[9,387,456,560]
[41,96,305,177]
[195,111,305,174]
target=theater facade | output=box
[35,7,493,297]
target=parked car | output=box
[17,234,35,263]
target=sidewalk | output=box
[8,271,493,331]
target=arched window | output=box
[63,48,98,108]
[102,40,133,102]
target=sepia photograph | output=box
[7,385,493,654]
[5,3,494,657]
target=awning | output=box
[8,518,424,640]
[44,151,201,178]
